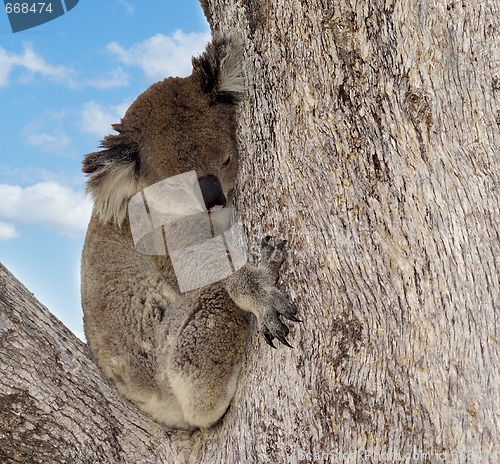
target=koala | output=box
[81,36,299,431]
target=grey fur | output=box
[81,37,298,430]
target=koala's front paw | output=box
[259,237,301,348]
[261,293,300,348]
[260,236,287,281]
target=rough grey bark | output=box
[1,0,498,462]
[0,264,196,463]
[211,0,499,461]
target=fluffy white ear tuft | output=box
[82,129,140,226]
[218,37,245,96]
[192,36,246,103]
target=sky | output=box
[0,1,210,339]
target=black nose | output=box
[198,174,227,211]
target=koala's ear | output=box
[83,124,140,225]
[192,36,245,103]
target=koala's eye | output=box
[222,155,231,168]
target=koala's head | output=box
[83,37,244,226]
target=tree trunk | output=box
[1,0,499,462]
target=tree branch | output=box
[0,264,195,463]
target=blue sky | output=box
[0,1,210,339]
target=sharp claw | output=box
[280,302,301,322]
[283,313,302,323]
[264,331,277,348]
[262,236,272,246]
[276,334,293,348]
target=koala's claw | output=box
[281,299,301,323]
[261,236,288,281]
[263,328,277,349]
[263,327,293,349]
[260,302,296,349]
[276,334,293,348]
[276,240,287,251]
[261,236,287,257]
[262,328,293,349]
[280,300,302,323]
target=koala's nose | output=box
[198,174,227,212]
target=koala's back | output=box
[81,212,250,430]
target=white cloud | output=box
[0,182,92,237]
[81,101,130,138]
[0,222,18,240]
[0,43,126,89]
[83,67,129,89]
[22,111,74,157]
[107,30,211,81]
[25,131,72,156]
[0,43,74,87]
[115,0,134,15]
